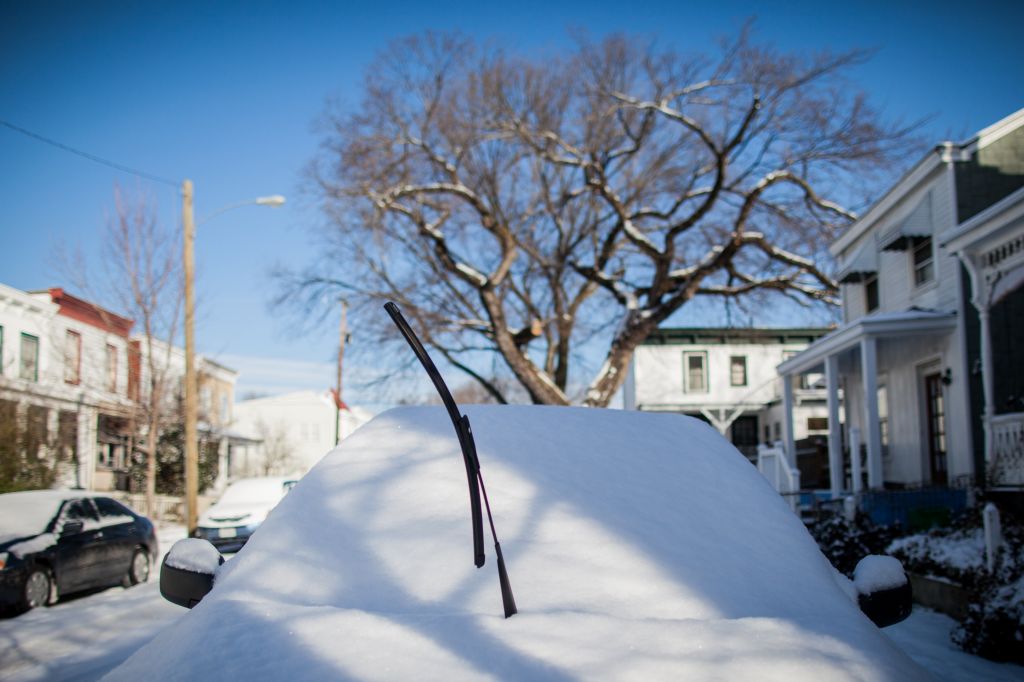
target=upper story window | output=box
[105,344,118,393]
[65,330,82,384]
[20,333,39,382]
[912,237,934,286]
[683,351,708,393]
[864,274,880,312]
[729,356,747,386]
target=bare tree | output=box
[59,185,182,515]
[286,29,918,407]
[253,419,296,476]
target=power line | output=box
[1,119,180,188]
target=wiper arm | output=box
[385,302,517,618]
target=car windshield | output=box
[0,492,64,541]
[216,479,290,505]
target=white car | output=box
[110,405,925,680]
[193,476,297,552]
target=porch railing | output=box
[991,412,1024,487]
[757,442,801,510]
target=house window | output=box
[106,344,118,392]
[683,352,708,393]
[20,333,39,381]
[782,351,809,390]
[64,330,82,384]
[807,416,828,431]
[912,237,934,286]
[730,356,747,387]
[864,274,879,312]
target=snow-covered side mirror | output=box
[160,538,225,609]
[853,555,912,628]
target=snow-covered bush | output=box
[887,505,1024,664]
[809,511,901,578]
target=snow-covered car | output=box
[193,476,297,552]
[112,406,925,680]
[0,490,157,614]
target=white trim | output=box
[942,185,1024,253]
[831,151,944,256]
[777,310,957,376]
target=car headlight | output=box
[0,552,8,570]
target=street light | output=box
[181,179,285,535]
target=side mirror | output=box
[160,538,225,609]
[854,555,912,627]
[60,520,84,536]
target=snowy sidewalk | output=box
[884,607,1024,681]
[0,525,186,682]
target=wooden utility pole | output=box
[334,299,348,446]
[182,179,199,535]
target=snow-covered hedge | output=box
[808,510,900,578]
[886,505,1024,664]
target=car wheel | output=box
[123,548,151,587]
[22,567,52,611]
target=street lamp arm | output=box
[196,195,286,227]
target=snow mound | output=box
[854,555,907,594]
[108,405,926,680]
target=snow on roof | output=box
[0,489,89,542]
[109,406,925,680]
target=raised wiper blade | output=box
[384,302,517,618]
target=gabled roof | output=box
[831,107,1024,257]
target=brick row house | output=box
[0,283,240,494]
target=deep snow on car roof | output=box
[0,489,87,542]
[108,406,926,680]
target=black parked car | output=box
[0,490,158,614]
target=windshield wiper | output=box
[385,302,517,618]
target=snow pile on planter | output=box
[854,555,907,594]
[107,406,925,681]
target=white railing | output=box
[991,412,1024,486]
[757,442,801,510]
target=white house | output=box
[624,327,831,464]
[231,390,373,477]
[0,285,136,490]
[0,282,245,495]
[778,108,1024,502]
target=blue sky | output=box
[2,1,1021,404]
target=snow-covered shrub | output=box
[809,511,901,578]
[887,504,1024,663]
[887,517,984,585]
[951,517,1024,663]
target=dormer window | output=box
[912,237,934,286]
[864,274,879,312]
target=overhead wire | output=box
[0,119,180,188]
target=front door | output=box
[924,373,948,486]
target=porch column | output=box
[860,336,883,488]
[978,307,995,465]
[825,354,843,498]
[782,373,796,468]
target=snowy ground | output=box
[1,524,1022,681]
[0,525,187,682]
